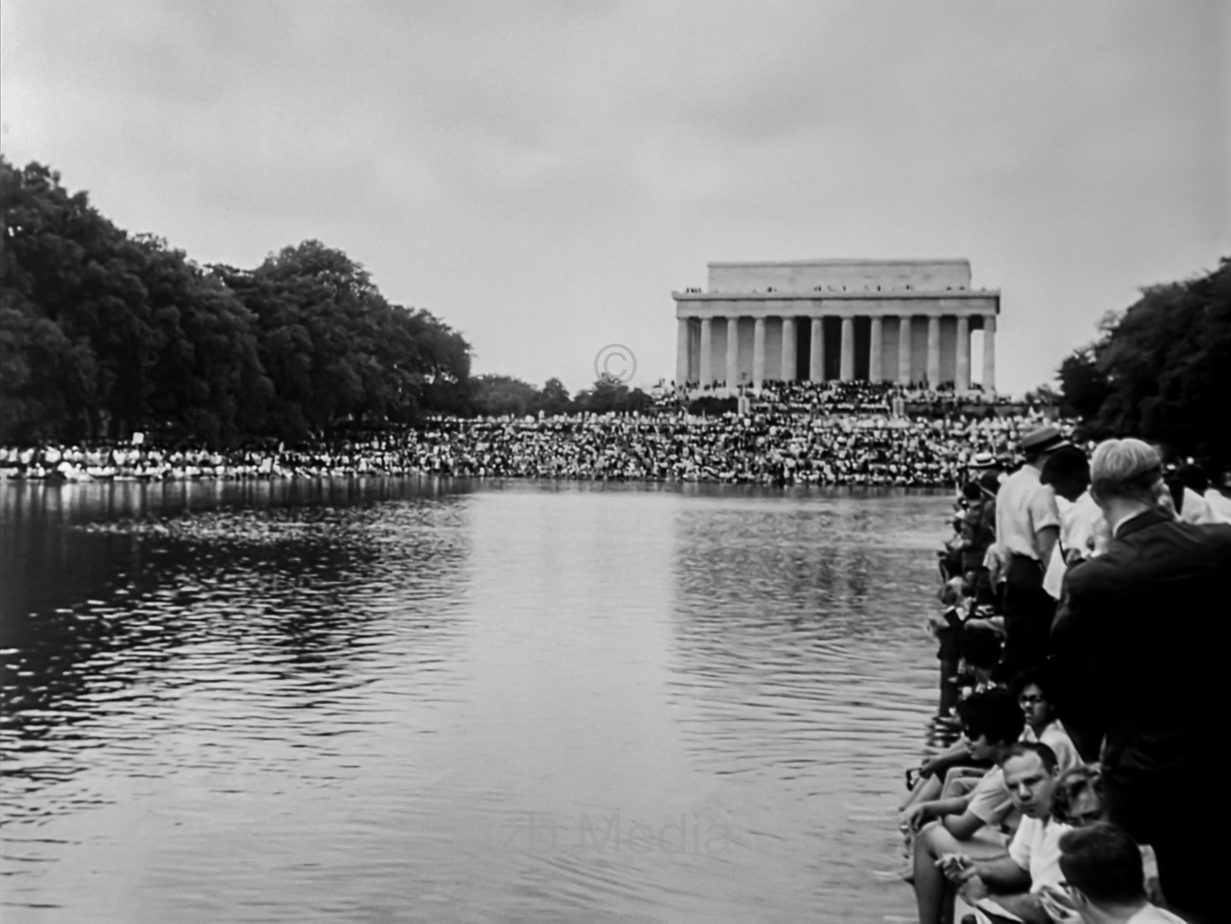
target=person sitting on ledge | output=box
[1049,765,1108,828]
[901,627,1006,814]
[940,742,1068,924]
[1012,668,1080,776]
[908,689,1026,924]
[1039,823,1187,923]
[1049,765,1165,910]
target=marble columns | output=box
[752,318,766,386]
[726,317,740,387]
[869,316,883,382]
[676,318,690,384]
[809,318,824,382]
[677,311,995,392]
[927,316,941,387]
[780,318,797,382]
[955,316,970,392]
[898,316,912,385]
[982,314,996,394]
[699,318,714,387]
[839,317,855,381]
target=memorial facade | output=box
[673,259,999,393]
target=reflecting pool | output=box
[1,479,953,922]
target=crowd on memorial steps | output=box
[2,380,1089,487]
[900,426,1230,924]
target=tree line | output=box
[1,158,659,447]
[1054,257,1231,475]
[0,158,478,445]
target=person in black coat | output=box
[1052,437,1231,924]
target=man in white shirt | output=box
[1041,823,1188,923]
[1204,486,1231,524]
[1163,464,1217,525]
[941,742,1069,923]
[995,426,1067,677]
[1038,445,1106,600]
[1176,462,1231,525]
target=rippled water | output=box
[1,479,954,922]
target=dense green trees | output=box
[1,158,472,445]
[467,373,650,417]
[572,375,653,414]
[211,241,471,439]
[1,157,661,445]
[138,235,272,446]
[1056,258,1231,473]
[2,160,153,440]
[470,375,542,417]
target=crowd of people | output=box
[0,384,1057,487]
[901,426,1231,923]
[657,378,1023,415]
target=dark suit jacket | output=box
[1052,508,1231,775]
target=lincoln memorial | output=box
[673,259,999,393]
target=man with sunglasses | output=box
[908,689,1026,924]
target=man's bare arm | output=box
[974,889,1050,924]
[1034,524,1059,570]
[972,855,1030,892]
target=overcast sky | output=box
[2,0,1228,397]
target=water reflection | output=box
[1,480,475,828]
[662,491,950,915]
[1,480,949,922]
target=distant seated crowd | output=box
[655,378,1021,412]
[900,429,1230,923]
[1,414,1047,486]
[0,384,1060,487]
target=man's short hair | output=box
[957,688,1025,746]
[1058,823,1145,906]
[1040,445,1091,501]
[1090,438,1163,502]
[997,740,1057,773]
[959,626,1002,670]
[1009,667,1055,702]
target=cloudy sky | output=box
[2,0,1227,397]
